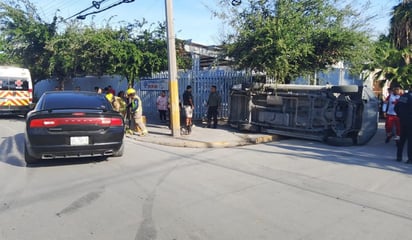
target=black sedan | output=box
[24,91,125,164]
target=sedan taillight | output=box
[110,117,123,126]
[29,117,123,128]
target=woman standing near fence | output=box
[156,91,168,122]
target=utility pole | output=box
[165,0,180,136]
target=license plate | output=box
[70,136,89,146]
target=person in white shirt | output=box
[156,91,168,122]
[382,86,402,143]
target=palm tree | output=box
[390,0,412,51]
[383,0,412,87]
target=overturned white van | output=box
[229,84,379,146]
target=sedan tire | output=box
[24,144,38,164]
[113,142,124,157]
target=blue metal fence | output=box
[137,71,252,120]
[34,70,253,121]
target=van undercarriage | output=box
[229,84,379,146]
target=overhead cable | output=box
[76,0,135,20]
[65,0,109,20]
[231,0,241,6]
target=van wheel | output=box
[24,144,38,164]
[326,136,354,146]
[331,85,359,94]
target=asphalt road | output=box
[1,117,412,240]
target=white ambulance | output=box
[0,66,33,115]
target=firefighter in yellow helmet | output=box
[126,88,148,136]
[106,93,126,118]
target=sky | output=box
[30,0,401,46]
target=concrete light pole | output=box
[165,0,180,136]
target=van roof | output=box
[0,66,31,78]
[0,65,29,70]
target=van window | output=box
[0,77,30,90]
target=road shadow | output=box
[0,133,26,167]
[0,115,26,122]
[26,157,108,168]
[255,125,412,175]
[0,133,108,168]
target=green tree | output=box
[370,36,402,86]
[125,20,191,78]
[109,30,143,86]
[374,0,412,87]
[0,39,11,64]
[0,0,57,82]
[390,0,412,51]
[0,0,190,86]
[215,0,373,83]
[47,24,144,87]
[46,24,83,88]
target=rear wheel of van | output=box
[325,136,354,146]
[331,85,359,94]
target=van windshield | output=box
[0,77,30,91]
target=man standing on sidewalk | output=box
[395,86,412,163]
[207,85,222,128]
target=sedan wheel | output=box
[24,144,38,164]
[113,143,124,157]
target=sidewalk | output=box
[126,119,277,148]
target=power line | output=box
[31,0,76,21]
[68,0,135,20]
[65,0,111,20]
[42,0,82,17]
[76,0,134,20]
[231,0,241,6]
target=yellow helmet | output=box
[105,93,113,102]
[126,88,136,95]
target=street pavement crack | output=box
[135,165,177,240]
[190,157,412,222]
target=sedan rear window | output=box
[41,92,111,110]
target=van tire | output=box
[331,85,359,94]
[326,136,354,146]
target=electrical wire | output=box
[76,0,135,20]
[65,0,109,20]
[231,0,241,6]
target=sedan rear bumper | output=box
[26,141,123,160]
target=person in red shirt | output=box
[107,85,116,96]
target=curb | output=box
[126,133,276,148]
